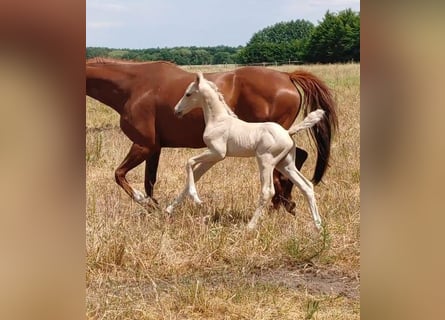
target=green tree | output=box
[213,51,232,64]
[191,49,211,65]
[86,47,112,59]
[238,20,314,64]
[249,20,314,45]
[108,50,129,59]
[169,48,192,64]
[304,9,360,63]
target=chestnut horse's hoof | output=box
[138,197,160,211]
[271,196,296,215]
[284,200,296,215]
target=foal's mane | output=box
[205,80,238,119]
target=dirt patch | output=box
[251,265,360,300]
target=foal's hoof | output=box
[246,221,258,231]
[315,220,323,231]
[165,205,174,215]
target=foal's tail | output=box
[288,109,325,135]
[289,70,338,185]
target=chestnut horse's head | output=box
[174,73,205,118]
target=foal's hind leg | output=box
[247,157,275,230]
[272,147,308,213]
[276,153,322,230]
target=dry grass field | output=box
[86,63,360,319]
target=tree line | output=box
[87,9,359,65]
[86,45,240,65]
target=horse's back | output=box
[234,67,294,89]
[230,67,300,127]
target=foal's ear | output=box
[196,72,204,86]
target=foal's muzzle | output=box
[174,109,183,118]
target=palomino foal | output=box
[166,73,325,230]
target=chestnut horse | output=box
[86,58,337,212]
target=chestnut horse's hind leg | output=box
[115,143,158,208]
[272,147,308,213]
[144,150,161,204]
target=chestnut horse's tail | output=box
[289,70,338,185]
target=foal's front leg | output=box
[166,149,224,214]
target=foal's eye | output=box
[186,93,192,97]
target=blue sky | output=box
[86,0,360,49]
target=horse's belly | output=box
[224,127,259,157]
[226,145,255,157]
[226,137,256,157]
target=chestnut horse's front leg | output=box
[115,143,158,208]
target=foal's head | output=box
[174,72,237,118]
[174,73,204,118]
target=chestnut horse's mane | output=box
[86,57,177,67]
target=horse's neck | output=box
[201,91,231,124]
[86,66,131,114]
